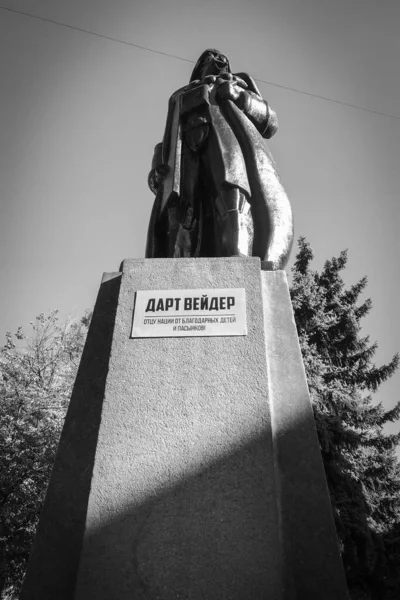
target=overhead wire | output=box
[0,5,195,65]
[1,4,399,121]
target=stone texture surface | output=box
[261,271,350,599]
[73,257,283,600]
[21,257,349,600]
[20,272,122,600]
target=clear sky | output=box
[1,0,399,432]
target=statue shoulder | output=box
[168,84,190,105]
[233,72,263,97]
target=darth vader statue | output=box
[146,49,293,270]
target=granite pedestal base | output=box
[21,257,349,600]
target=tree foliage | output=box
[290,238,400,599]
[0,310,90,598]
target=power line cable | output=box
[0,5,195,65]
[252,77,400,120]
[1,4,400,121]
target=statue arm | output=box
[148,86,188,195]
[216,75,278,139]
[238,91,278,139]
[148,142,165,195]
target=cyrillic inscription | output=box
[131,288,247,338]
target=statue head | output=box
[190,49,231,82]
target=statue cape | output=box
[150,73,293,266]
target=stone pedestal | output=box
[21,258,349,600]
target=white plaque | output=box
[131,288,247,338]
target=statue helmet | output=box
[190,49,231,82]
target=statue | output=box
[146,49,293,270]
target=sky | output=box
[0,0,399,431]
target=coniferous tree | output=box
[290,238,400,599]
